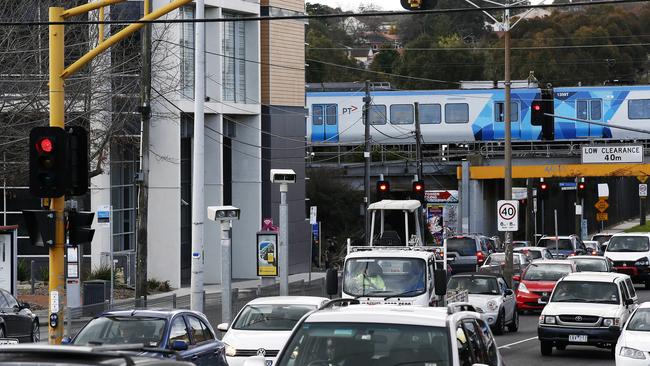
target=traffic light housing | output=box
[29,127,68,197]
[67,211,95,246]
[577,181,586,199]
[531,89,554,140]
[65,126,89,196]
[22,210,56,247]
[538,182,549,200]
[412,180,425,203]
[400,0,437,10]
[376,180,390,201]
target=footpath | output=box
[595,215,650,235]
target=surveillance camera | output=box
[270,169,296,184]
[207,206,240,221]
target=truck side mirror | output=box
[434,268,447,296]
[326,268,338,297]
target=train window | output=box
[445,103,469,124]
[312,105,324,125]
[420,104,441,124]
[390,104,414,125]
[577,99,602,120]
[325,105,337,125]
[629,99,650,119]
[494,102,519,122]
[369,105,387,125]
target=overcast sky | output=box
[310,0,552,12]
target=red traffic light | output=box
[414,183,424,191]
[37,138,53,153]
[379,183,389,191]
[578,182,586,190]
[533,104,542,112]
[540,182,548,190]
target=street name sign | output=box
[497,200,519,232]
[582,145,643,164]
[641,184,648,197]
[595,199,609,213]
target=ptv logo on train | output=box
[342,105,358,114]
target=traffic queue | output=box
[3,231,650,366]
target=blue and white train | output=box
[306,85,650,144]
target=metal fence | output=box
[63,277,329,338]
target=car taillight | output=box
[477,251,485,264]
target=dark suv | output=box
[445,235,489,274]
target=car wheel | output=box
[540,340,553,356]
[30,321,39,343]
[493,310,506,335]
[556,344,566,351]
[507,308,519,332]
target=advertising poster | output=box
[427,205,444,246]
[257,233,278,277]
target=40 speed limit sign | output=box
[497,200,519,232]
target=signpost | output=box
[595,199,609,212]
[497,200,519,232]
[640,184,648,225]
[582,145,643,164]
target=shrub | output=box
[86,265,112,281]
[38,265,49,282]
[17,259,29,282]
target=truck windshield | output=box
[607,236,650,252]
[343,258,426,298]
[276,322,451,366]
[538,239,572,250]
[551,281,619,304]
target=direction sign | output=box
[582,145,643,164]
[595,199,609,213]
[597,212,609,222]
[641,184,648,197]
[497,200,519,232]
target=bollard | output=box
[202,290,206,313]
[172,293,177,309]
[30,260,36,295]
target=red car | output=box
[515,260,576,312]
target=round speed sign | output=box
[499,203,517,220]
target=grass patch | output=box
[625,222,650,232]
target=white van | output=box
[604,233,650,289]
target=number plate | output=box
[0,338,18,345]
[569,335,588,343]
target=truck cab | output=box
[367,199,424,246]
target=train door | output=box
[311,104,338,142]
[575,99,603,137]
[493,101,521,139]
[323,104,339,142]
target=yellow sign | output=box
[257,232,278,277]
[639,176,649,183]
[595,199,609,213]
[596,212,609,221]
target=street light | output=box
[271,169,296,296]
[207,205,240,323]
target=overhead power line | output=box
[0,0,644,26]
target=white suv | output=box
[538,272,638,357]
[244,301,505,366]
[604,233,650,289]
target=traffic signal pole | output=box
[48,0,191,344]
[503,9,514,288]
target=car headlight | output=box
[620,346,646,360]
[487,300,499,312]
[603,318,620,327]
[518,282,530,294]
[635,258,650,266]
[540,315,556,325]
[225,344,237,357]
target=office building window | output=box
[180,6,194,99]
[223,13,246,102]
[111,141,139,252]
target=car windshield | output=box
[485,254,521,265]
[593,235,613,245]
[573,258,608,272]
[551,281,619,304]
[538,238,573,250]
[447,276,500,295]
[515,249,541,260]
[627,309,650,331]
[232,304,317,331]
[446,238,477,256]
[343,258,426,298]
[73,316,167,347]
[607,236,650,252]
[276,322,451,366]
[522,264,572,281]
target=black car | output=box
[0,288,39,342]
[66,310,227,366]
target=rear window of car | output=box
[522,264,573,281]
[573,258,608,272]
[538,238,573,250]
[515,249,542,260]
[447,238,477,256]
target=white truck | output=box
[326,199,463,307]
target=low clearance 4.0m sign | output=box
[582,145,643,164]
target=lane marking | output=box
[498,336,538,349]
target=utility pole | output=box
[279,183,289,296]
[575,177,581,235]
[526,178,533,243]
[414,102,423,180]
[47,0,192,344]
[135,0,152,305]
[503,5,514,288]
[363,81,371,240]
[190,0,206,312]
